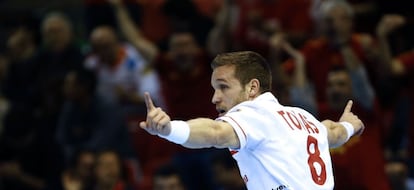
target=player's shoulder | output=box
[239,93,278,108]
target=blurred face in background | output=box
[41,14,72,52]
[326,70,353,111]
[153,174,185,190]
[168,32,200,71]
[76,151,95,180]
[320,2,353,44]
[90,26,119,66]
[7,28,36,61]
[95,151,122,187]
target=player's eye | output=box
[219,84,229,90]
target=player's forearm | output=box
[159,118,239,149]
[179,118,220,149]
[322,120,352,148]
[184,118,239,149]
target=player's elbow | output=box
[211,122,238,149]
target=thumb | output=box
[139,121,147,129]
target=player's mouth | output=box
[217,108,226,117]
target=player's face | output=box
[211,65,249,117]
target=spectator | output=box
[282,0,378,106]
[208,0,314,57]
[109,0,215,120]
[376,13,414,189]
[0,20,67,190]
[2,27,36,143]
[3,27,37,111]
[29,11,84,145]
[319,67,390,190]
[84,28,164,186]
[45,149,95,190]
[85,25,163,117]
[89,150,135,190]
[109,1,218,189]
[56,69,135,164]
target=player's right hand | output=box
[339,100,365,136]
[139,92,172,136]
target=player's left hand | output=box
[139,92,171,136]
[339,100,365,136]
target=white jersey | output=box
[217,92,334,190]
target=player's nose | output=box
[211,90,221,104]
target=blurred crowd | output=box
[0,0,413,189]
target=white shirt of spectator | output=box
[85,43,163,106]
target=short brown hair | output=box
[211,51,272,93]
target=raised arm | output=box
[108,0,159,63]
[206,0,233,55]
[376,14,406,76]
[139,93,240,149]
[322,100,364,148]
[269,34,317,114]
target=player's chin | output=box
[216,108,227,117]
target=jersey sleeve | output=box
[217,105,267,150]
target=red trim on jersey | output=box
[222,116,247,140]
[230,150,239,155]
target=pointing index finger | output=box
[344,100,353,113]
[144,92,155,111]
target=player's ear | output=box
[248,79,260,97]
